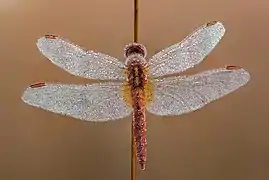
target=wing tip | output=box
[21,93,30,104]
[21,89,30,104]
[206,20,225,34]
[37,34,58,45]
[242,69,251,83]
[21,82,46,103]
[225,65,251,84]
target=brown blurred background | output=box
[0,0,268,179]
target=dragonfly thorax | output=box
[124,43,149,87]
[125,59,148,89]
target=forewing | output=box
[21,82,132,121]
[148,21,225,78]
[146,67,250,116]
[37,35,126,80]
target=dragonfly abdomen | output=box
[127,62,148,170]
[132,89,147,170]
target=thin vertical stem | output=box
[131,125,136,180]
[132,1,138,180]
[134,0,138,43]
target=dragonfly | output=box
[21,21,250,170]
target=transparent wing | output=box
[21,82,132,121]
[37,35,126,80]
[148,21,225,78]
[146,67,250,116]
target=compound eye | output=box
[124,43,147,58]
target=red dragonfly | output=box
[21,21,250,170]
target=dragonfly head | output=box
[124,43,147,59]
